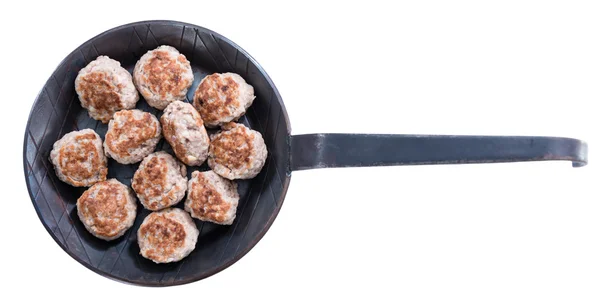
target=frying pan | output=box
[23,20,588,287]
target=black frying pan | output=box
[23,20,588,287]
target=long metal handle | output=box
[290,134,588,171]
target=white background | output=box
[1,1,599,305]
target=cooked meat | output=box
[133,45,194,110]
[104,109,162,164]
[75,56,138,123]
[132,151,187,211]
[185,170,239,225]
[77,179,137,241]
[161,101,210,166]
[208,123,267,179]
[193,72,254,128]
[49,129,108,187]
[137,208,199,263]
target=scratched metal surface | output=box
[23,20,291,286]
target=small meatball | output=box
[133,45,194,110]
[208,123,267,180]
[49,129,108,187]
[104,109,162,164]
[185,171,239,225]
[77,179,137,241]
[132,151,187,211]
[161,101,210,166]
[75,56,138,123]
[138,208,199,264]
[193,72,255,128]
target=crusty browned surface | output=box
[140,51,191,101]
[105,110,159,159]
[132,156,167,210]
[76,71,122,123]
[161,103,205,165]
[209,123,254,170]
[131,154,184,210]
[193,74,240,124]
[187,174,231,224]
[58,133,107,186]
[138,214,186,263]
[78,181,129,238]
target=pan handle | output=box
[290,134,588,171]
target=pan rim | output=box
[22,19,292,287]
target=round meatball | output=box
[77,179,137,241]
[133,45,193,110]
[104,109,162,164]
[208,123,267,180]
[161,101,210,166]
[137,208,199,264]
[75,56,139,123]
[49,129,108,187]
[132,151,187,211]
[193,73,255,128]
[185,171,239,225]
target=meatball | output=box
[133,45,194,110]
[77,179,137,241]
[131,151,187,211]
[137,208,199,264]
[208,123,267,180]
[160,101,210,166]
[185,170,239,225]
[49,129,108,187]
[75,56,138,123]
[104,109,162,164]
[193,72,255,128]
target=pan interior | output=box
[23,21,291,286]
